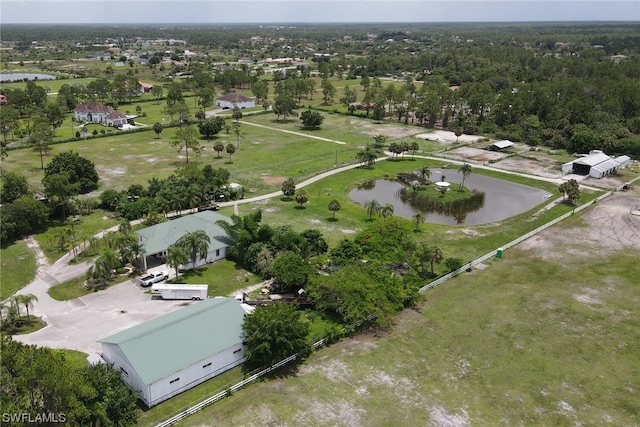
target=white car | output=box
[140,270,169,287]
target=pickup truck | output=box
[140,270,169,287]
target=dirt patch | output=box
[518,193,640,261]
[447,147,506,163]
[25,236,50,276]
[429,406,470,427]
[95,166,126,188]
[415,130,483,144]
[261,174,287,185]
[493,157,563,178]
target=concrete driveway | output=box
[14,274,195,354]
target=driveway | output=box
[14,272,195,354]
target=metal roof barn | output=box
[98,297,248,407]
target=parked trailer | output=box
[151,284,208,300]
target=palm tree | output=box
[294,189,309,207]
[356,146,378,167]
[410,141,420,158]
[125,240,145,272]
[213,141,224,158]
[429,245,444,275]
[419,166,431,183]
[118,218,132,235]
[281,178,296,198]
[226,143,236,162]
[328,199,341,219]
[15,294,38,324]
[458,163,472,191]
[380,203,395,218]
[176,230,211,271]
[364,199,381,220]
[412,211,424,232]
[183,184,202,211]
[166,245,189,278]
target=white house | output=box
[98,298,248,407]
[562,150,630,179]
[216,93,255,109]
[74,102,128,127]
[135,211,233,271]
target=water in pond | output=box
[0,73,57,82]
[349,168,552,225]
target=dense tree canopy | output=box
[44,151,99,194]
[0,335,138,426]
[242,302,311,366]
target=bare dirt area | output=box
[95,165,126,188]
[415,130,483,144]
[492,157,563,178]
[261,174,287,185]
[518,192,640,260]
[351,119,422,139]
[446,146,506,163]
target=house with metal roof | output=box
[216,92,256,109]
[136,211,233,270]
[562,150,630,178]
[98,297,248,407]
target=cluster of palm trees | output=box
[364,199,395,220]
[388,141,421,159]
[0,293,38,330]
[86,219,144,285]
[166,230,211,279]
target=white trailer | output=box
[151,284,208,300]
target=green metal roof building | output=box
[98,297,247,407]
[135,210,233,270]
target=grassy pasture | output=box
[238,157,593,260]
[0,241,36,300]
[175,208,640,426]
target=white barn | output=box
[136,211,233,271]
[562,150,630,179]
[216,93,256,109]
[98,298,248,407]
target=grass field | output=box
[174,199,640,426]
[0,241,36,300]
[171,259,262,297]
[237,158,595,260]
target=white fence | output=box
[156,189,618,427]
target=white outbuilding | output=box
[562,150,630,179]
[98,298,248,407]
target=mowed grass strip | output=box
[176,242,639,426]
[0,241,36,300]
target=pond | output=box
[0,73,57,82]
[348,168,552,225]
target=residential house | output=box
[74,102,128,127]
[135,210,233,271]
[216,93,256,109]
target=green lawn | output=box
[238,158,597,263]
[0,241,36,300]
[34,210,120,265]
[171,259,262,297]
[176,209,640,426]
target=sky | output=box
[1,0,638,24]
